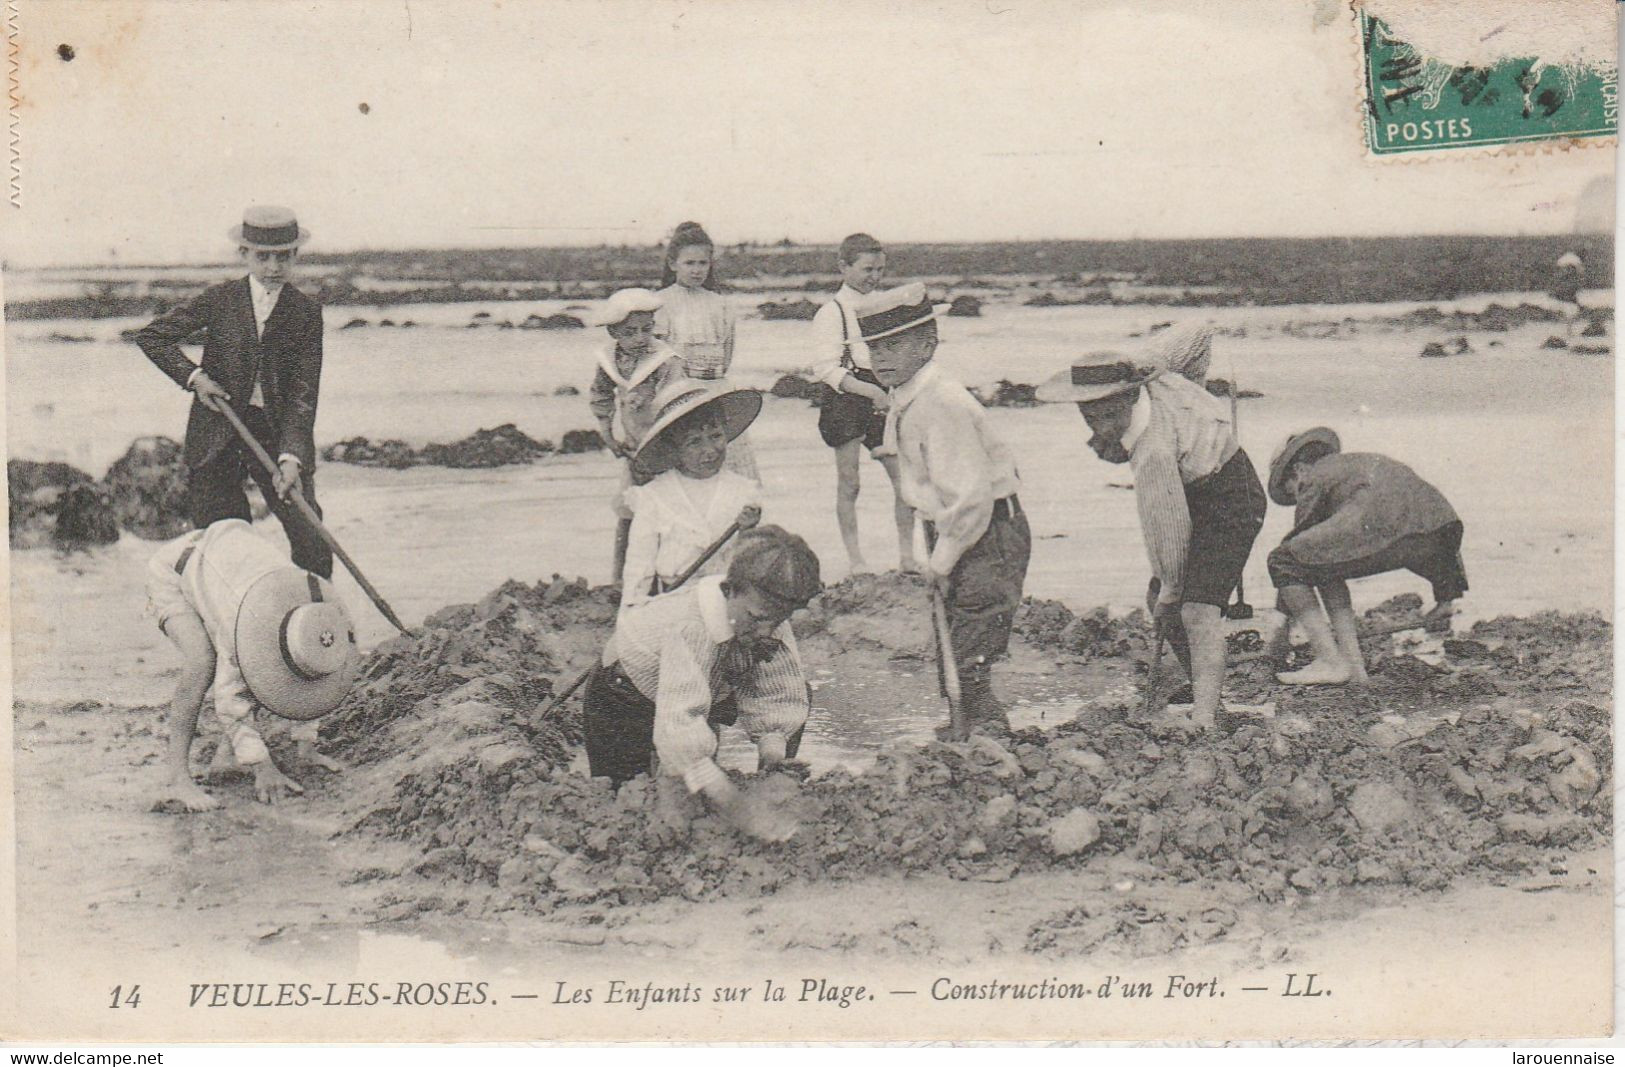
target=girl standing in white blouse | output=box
[622,379,763,610]
[654,221,760,482]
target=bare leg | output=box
[833,440,869,573]
[1180,602,1227,722]
[1319,580,1370,685]
[157,616,220,813]
[1275,583,1352,685]
[877,453,918,572]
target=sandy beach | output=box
[6,281,1615,1040]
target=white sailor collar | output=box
[596,340,678,391]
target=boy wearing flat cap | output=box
[1038,351,1266,729]
[864,286,1031,738]
[146,518,358,811]
[135,206,332,578]
[583,525,820,842]
[1266,428,1467,686]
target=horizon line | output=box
[10,230,1611,274]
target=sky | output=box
[3,0,1616,266]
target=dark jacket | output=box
[134,277,323,470]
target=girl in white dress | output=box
[622,379,764,610]
[654,221,760,482]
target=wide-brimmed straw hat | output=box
[235,568,359,721]
[590,287,664,328]
[633,380,764,477]
[229,205,311,250]
[1035,351,1158,404]
[1268,427,1341,506]
[856,283,951,343]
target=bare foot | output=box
[1276,660,1352,686]
[1422,601,1458,634]
[204,740,241,780]
[847,558,872,576]
[252,762,305,805]
[898,557,921,575]
[296,743,347,774]
[155,777,219,813]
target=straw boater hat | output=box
[1268,427,1341,506]
[235,568,359,721]
[1035,351,1158,405]
[855,283,951,343]
[633,379,764,478]
[229,205,311,250]
[590,287,664,328]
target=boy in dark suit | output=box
[134,205,332,578]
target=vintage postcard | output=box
[0,0,1615,1046]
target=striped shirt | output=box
[889,363,1021,575]
[600,575,808,793]
[1125,373,1238,597]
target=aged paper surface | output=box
[0,0,1615,1044]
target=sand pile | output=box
[322,424,555,469]
[329,570,1610,917]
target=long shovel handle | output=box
[537,520,746,721]
[914,519,966,738]
[1141,618,1166,718]
[931,588,966,736]
[214,401,411,636]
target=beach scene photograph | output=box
[2,0,1617,1045]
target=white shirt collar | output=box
[695,575,734,643]
[248,273,283,306]
[1121,387,1153,455]
[891,361,940,415]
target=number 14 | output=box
[109,984,142,1009]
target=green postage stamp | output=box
[1361,11,1618,155]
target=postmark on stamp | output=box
[1360,9,1618,155]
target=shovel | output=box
[215,401,411,636]
[914,520,967,740]
[537,520,744,720]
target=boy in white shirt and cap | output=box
[586,288,689,581]
[862,288,1031,739]
[146,518,358,811]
